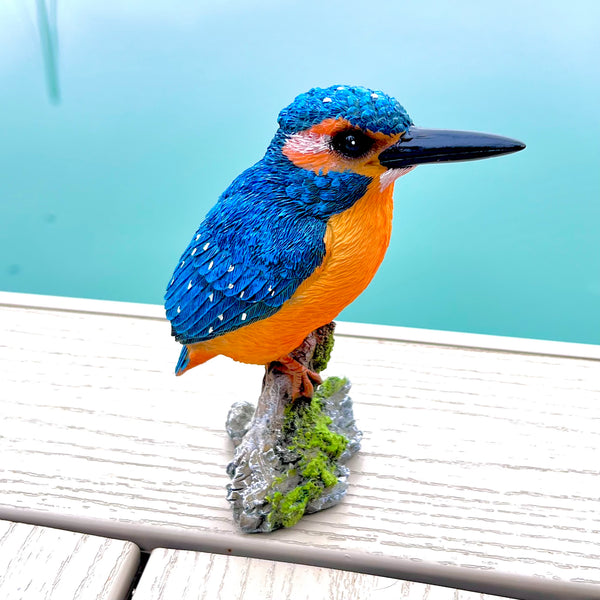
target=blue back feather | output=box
[165,159,370,344]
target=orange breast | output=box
[187,178,394,366]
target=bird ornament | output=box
[165,85,524,398]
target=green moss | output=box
[315,375,347,399]
[266,377,350,529]
[268,482,320,528]
[311,331,335,373]
[302,453,338,487]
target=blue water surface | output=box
[1,0,599,344]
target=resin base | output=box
[225,324,362,533]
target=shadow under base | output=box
[225,324,362,533]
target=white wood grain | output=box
[0,295,599,599]
[133,548,511,600]
[1,290,598,361]
[0,519,139,600]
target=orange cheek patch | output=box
[283,145,336,173]
[282,119,401,179]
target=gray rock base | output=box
[226,377,361,533]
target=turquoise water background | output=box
[1,1,599,344]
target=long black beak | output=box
[378,126,525,168]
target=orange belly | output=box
[186,178,394,366]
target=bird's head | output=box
[267,85,524,199]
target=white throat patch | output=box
[379,166,416,191]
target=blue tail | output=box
[175,346,190,376]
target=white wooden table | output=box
[1,291,599,600]
[0,520,138,600]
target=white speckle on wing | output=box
[208,261,213,270]
[218,314,224,321]
[208,326,213,334]
[195,234,200,240]
[271,291,275,297]
[337,86,345,90]
[187,281,192,290]
[203,242,210,251]
[371,92,379,99]
[227,265,234,272]
[241,313,247,321]
[177,306,181,314]
[322,97,332,103]
[208,293,214,302]
[170,278,174,286]
[239,291,244,299]
[180,260,185,268]
[228,283,234,289]
[191,248,197,256]
[268,286,272,292]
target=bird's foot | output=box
[274,355,323,400]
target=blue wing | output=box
[165,163,328,345]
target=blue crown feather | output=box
[277,85,412,136]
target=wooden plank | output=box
[133,548,512,600]
[0,296,599,599]
[0,520,139,600]
[1,290,599,361]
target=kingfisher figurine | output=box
[165,84,524,398]
[165,85,525,532]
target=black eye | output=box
[331,129,374,159]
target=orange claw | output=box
[274,355,323,400]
